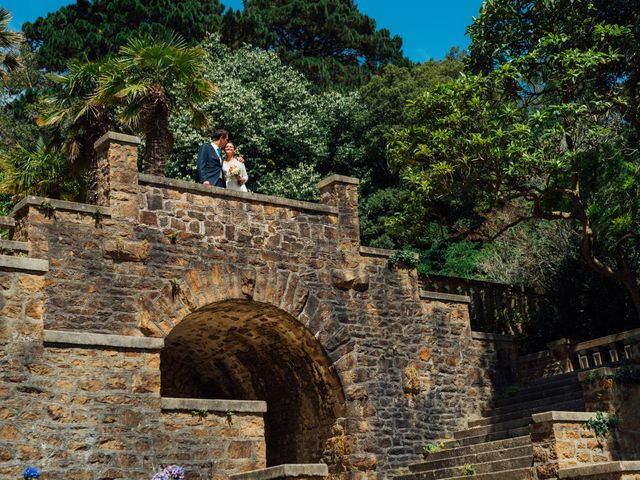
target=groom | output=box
[197,129,229,187]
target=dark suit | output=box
[197,143,226,187]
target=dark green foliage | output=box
[388,248,418,270]
[221,0,406,89]
[359,188,407,249]
[358,50,464,191]
[22,0,225,71]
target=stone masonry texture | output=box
[0,134,515,479]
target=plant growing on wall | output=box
[460,464,475,476]
[422,442,444,458]
[170,277,182,298]
[585,411,620,437]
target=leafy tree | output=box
[221,0,406,89]
[22,0,225,71]
[38,60,113,203]
[96,34,215,176]
[389,12,640,317]
[466,0,640,134]
[358,50,464,192]
[0,138,85,200]
[0,6,22,84]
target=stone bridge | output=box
[0,133,515,479]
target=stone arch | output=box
[137,264,350,466]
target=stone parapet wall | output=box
[0,133,495,478]
[531,412,622,480]
[579,368,640,456]
[559,462,640,480]
[160,398,266,480]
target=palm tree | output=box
[0,138,85,201]
[0,7,22,84]
[96,34,216,176]
[38,60,113,203]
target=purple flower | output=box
[163,465,185,480]
[23,466,41,479]
[151,473,168,480]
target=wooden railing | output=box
[419,274,546,334]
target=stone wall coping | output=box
[230,464,329,480]
[43,330,164,350]
[558,462,640,479]
[420,290,471,304]
[161,397,267,413]
[531,411,600,423]
[0,254,48,273]
[359,246,395,258]
[12,196,111,218]
[0,216,16,228]
[317,174,360,189]
[471,331,517,343]
[0,240,29,252]
[574,327,640,352]
[94,131,141,149]
[139,174,340,215]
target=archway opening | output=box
[161,300,346,466]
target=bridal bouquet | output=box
[227,164,243,182]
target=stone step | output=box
[455,417,531,440]
[410,444,533,473]
[443,426,531,448]
[470,399,585,428]
[440,467,535,480]
[483,392,584,417]
[0,239,28,255]
[399,456,533,480]
[416,436,531,464]
[492,383,582,408]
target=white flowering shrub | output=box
[167,35,367,200]
[254,162,322,201]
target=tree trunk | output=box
[143,98,171,177]
[578,212,640,322]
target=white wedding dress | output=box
[222,159,249,192]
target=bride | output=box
[222,142,249,192]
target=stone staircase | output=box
[396,372,586,480]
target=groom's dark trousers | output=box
[197,143,226,188]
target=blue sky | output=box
[3,0,485,62]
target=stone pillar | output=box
[318,175,360,244]
[93,132,141,221]
[547,338,577,373]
